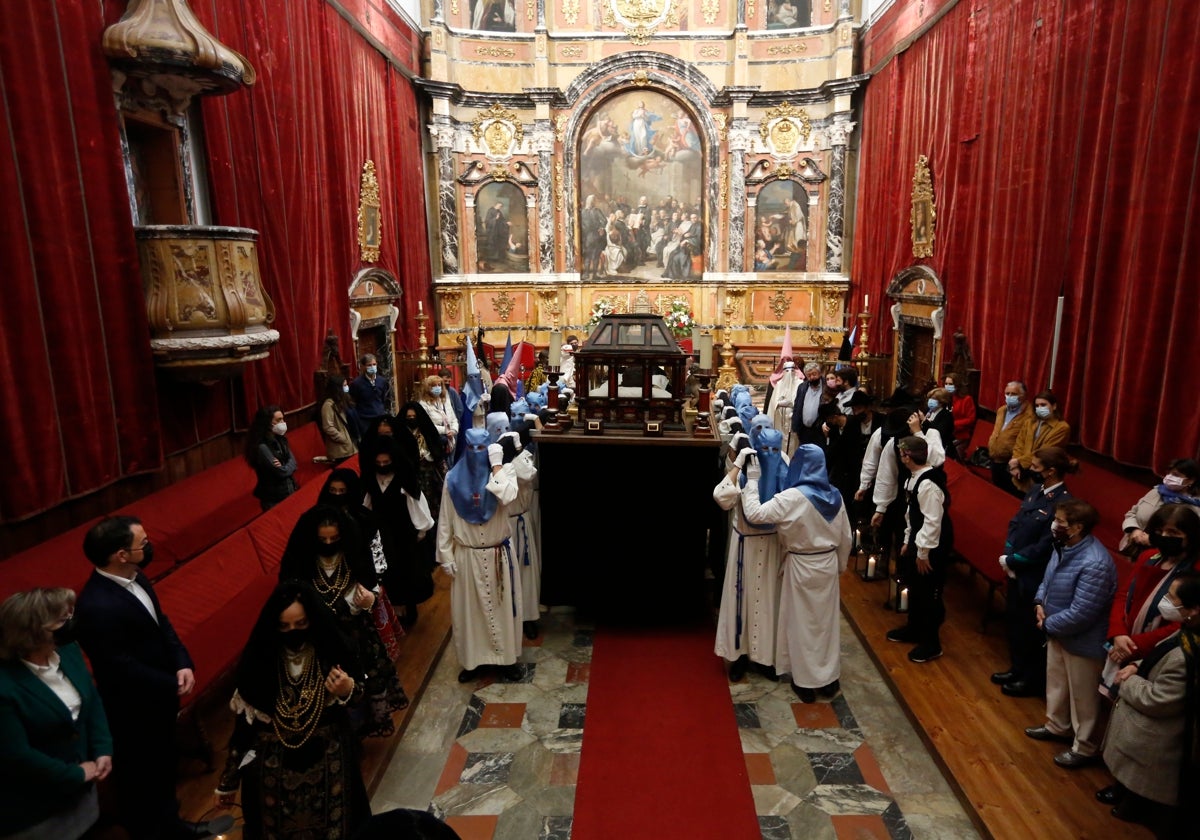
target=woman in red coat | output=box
[943,372,976,461]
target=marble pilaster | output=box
[532,124,555,273]
[727,125,751,273]
[430,121,460,274]
[823,121,854,273]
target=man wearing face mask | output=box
[1024,499,1117,770]
[987,380,1033,496]
[76,517,219,839]
[791,361,830,447]
[350,353,393,436]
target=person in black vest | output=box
[886,436,954,663]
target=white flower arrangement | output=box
[587,299,615,328]
[663,299,696,338]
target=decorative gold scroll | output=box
[911,154,936,258]
[491,289,516,321]
[358,160,382,263]
[759,102,813,154]
[472,104,524,158]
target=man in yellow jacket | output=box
[987,380,1033,497]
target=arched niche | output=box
[885,265,946,395]
[559,54,722,274]
[349,268,402,398]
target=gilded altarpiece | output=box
[420,0,864,373]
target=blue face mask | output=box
[431,386,443,397]
[366,365,378,375]
[1005,394,1021,409]
[1035,405,1052,419]
[944,383,956,394]
[927,399,939,412]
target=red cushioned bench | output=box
[943,459,1011,628]
[0,423,328,602]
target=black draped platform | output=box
[535,430,724,623]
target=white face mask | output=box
[272,422,288,436]
[1164,474,1188,490]
[1158,595,1186,624]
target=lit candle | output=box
[699,334,713,369]
[899,587,909,611]
[548,331,562,367]
[867,555,877,577]
[418,300,423,314]
[864,294,869,312]
[854,528,862,551]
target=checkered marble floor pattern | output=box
[371,607,979,839]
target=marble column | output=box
[532,125,555,273]
[727,126,750,273]
[824,120,854,273]
[430,122,459,274]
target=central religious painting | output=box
[577,91,704,282]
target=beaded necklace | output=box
[311,554,351,608]
[273,646,326,749]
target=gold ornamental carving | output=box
[759,103,812,157]
[451,0,459,14]
[553,114,568,143]
[767,290,792,321]
[441,290,462,321]
[698,44,721,59]
[538,290,561,327]
[563,0,580,24]
[633,70,650,87]
[719,159,728,209]
[603,0,678,45]
[725,289,747,323]
[491,289,517,322]
[774,162,795,179]
[713,112,728,140]
[821,287,842,317]
[527,0,536,21]
[701,0,719,25]
[472,104,524,159]
[766,43,807,56]
[747,0,755,21]
[554,160,564,210]
[911,154,936,258]
[358,160,382,263]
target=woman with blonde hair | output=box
[418,374,459,467]
[0,588,112,840]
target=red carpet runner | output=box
[572,624,760,839]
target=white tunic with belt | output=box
[741,480,852,687]
[713,475,783,665]
[505,450,541,622]
[438,464,523,670]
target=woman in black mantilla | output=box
[364,435,435,629]
[318,469,406,663]
[398,400,448,524]
[214,581,370,839]
[280,504,408,737]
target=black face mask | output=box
[1029,470,1045,484]
[1151,533,1186,557]
[317,540,342,557]
[376,464,394,475]
[323,492,348,507]
[281,629,310,652]
[405,417,419,428]
[52,616,78,647]
[133,543,154,569]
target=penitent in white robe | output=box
[713,475,783,666]
[438,464,524,670]
[741,480,852,688]
[505,450,542,622]
[767,369,800,457]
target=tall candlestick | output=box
[699,333,713,369]
[548,331,562,367]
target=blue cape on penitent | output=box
[785,444,843,522]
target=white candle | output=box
[548,331,562,367]
[864,294,869,312]
[899,587,909,611]
[699,334,714,369]
[867,555,877,577]
[855,529,862,550]
[418,300,423,314]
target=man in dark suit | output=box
[75,516,218,839]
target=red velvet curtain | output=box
[852,0,1200,470]
[0,0,430,521]
[0,0,163,521]
[198,0,431,435]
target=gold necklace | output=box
[310,555,351,606]
[273,647,326,749]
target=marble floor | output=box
[371,607,981,840]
